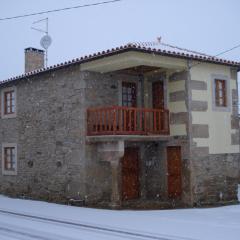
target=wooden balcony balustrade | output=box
[87,106,170,136]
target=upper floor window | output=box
[4,90,15,114]
[1,143,17,175]
[1,87,16,118]
[122,82,137,107]
[212,74,231,112]
[215,79,227,107]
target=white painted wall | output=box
[191,63,239,154]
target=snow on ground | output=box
[0,187,239,240]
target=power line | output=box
[213,43,240,58]
[131,37,240,62]
[189,43,240,69]
[0,0,122,21]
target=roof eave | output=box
[0,45,239,87]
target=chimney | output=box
[25,47,45,73]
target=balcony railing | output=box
[87,106,169,136]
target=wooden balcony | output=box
[87,106,170,136]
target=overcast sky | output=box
[1,0,240,81]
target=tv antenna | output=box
[31,17,52,67]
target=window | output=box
[215,79,227,107]
[122,82,137,107]
[1,87,16,118]
[212,74,230,112]
[4,90,15,114]
[2,143,17,175]
[4,147,16,170]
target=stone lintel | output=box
[190,80,207,90]
[192,146,209,157]
[169,90,185,102]
[232,89,238,102]
[230,68,237,80]
[192,124,209,138]
[169,71,187,82]
[232,89,239,115]
[191,101,208,112]
[170,112,188,124]
[231,115,239,129]
[231,132,239,145]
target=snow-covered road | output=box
[0,188,239,240]
[0,208,179,240]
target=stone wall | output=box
[144,143,165,200]
[0,68,127,205]
[83,72,123,205]
[0,65,88,202]
[192,153,239,205]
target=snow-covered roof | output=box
[1,44,239,87]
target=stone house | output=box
[0,45,239,208]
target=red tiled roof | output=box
[0,44,239,87]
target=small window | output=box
[4,90,15,115]
[2,144,17,175]
[4,147,16,171]
[215,79,227,107]
[1,87,17,118]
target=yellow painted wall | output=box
[191,63,239,154]
[168,79,187,136]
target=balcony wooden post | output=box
[113,109,117,134]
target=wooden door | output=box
[122,147,139,200]
[152,81,164,131]
[167,146,182,198]
[152,81,164,109]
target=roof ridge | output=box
[1,44,239,86]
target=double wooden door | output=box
[167,146,182,198]
[121,147,139,200]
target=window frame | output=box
[1,86,17,119]
[122,82,137,107]
[215,79,227,107]
[211,74,231,112]
[1,143,17,175]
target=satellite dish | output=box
[40,34,52,50]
